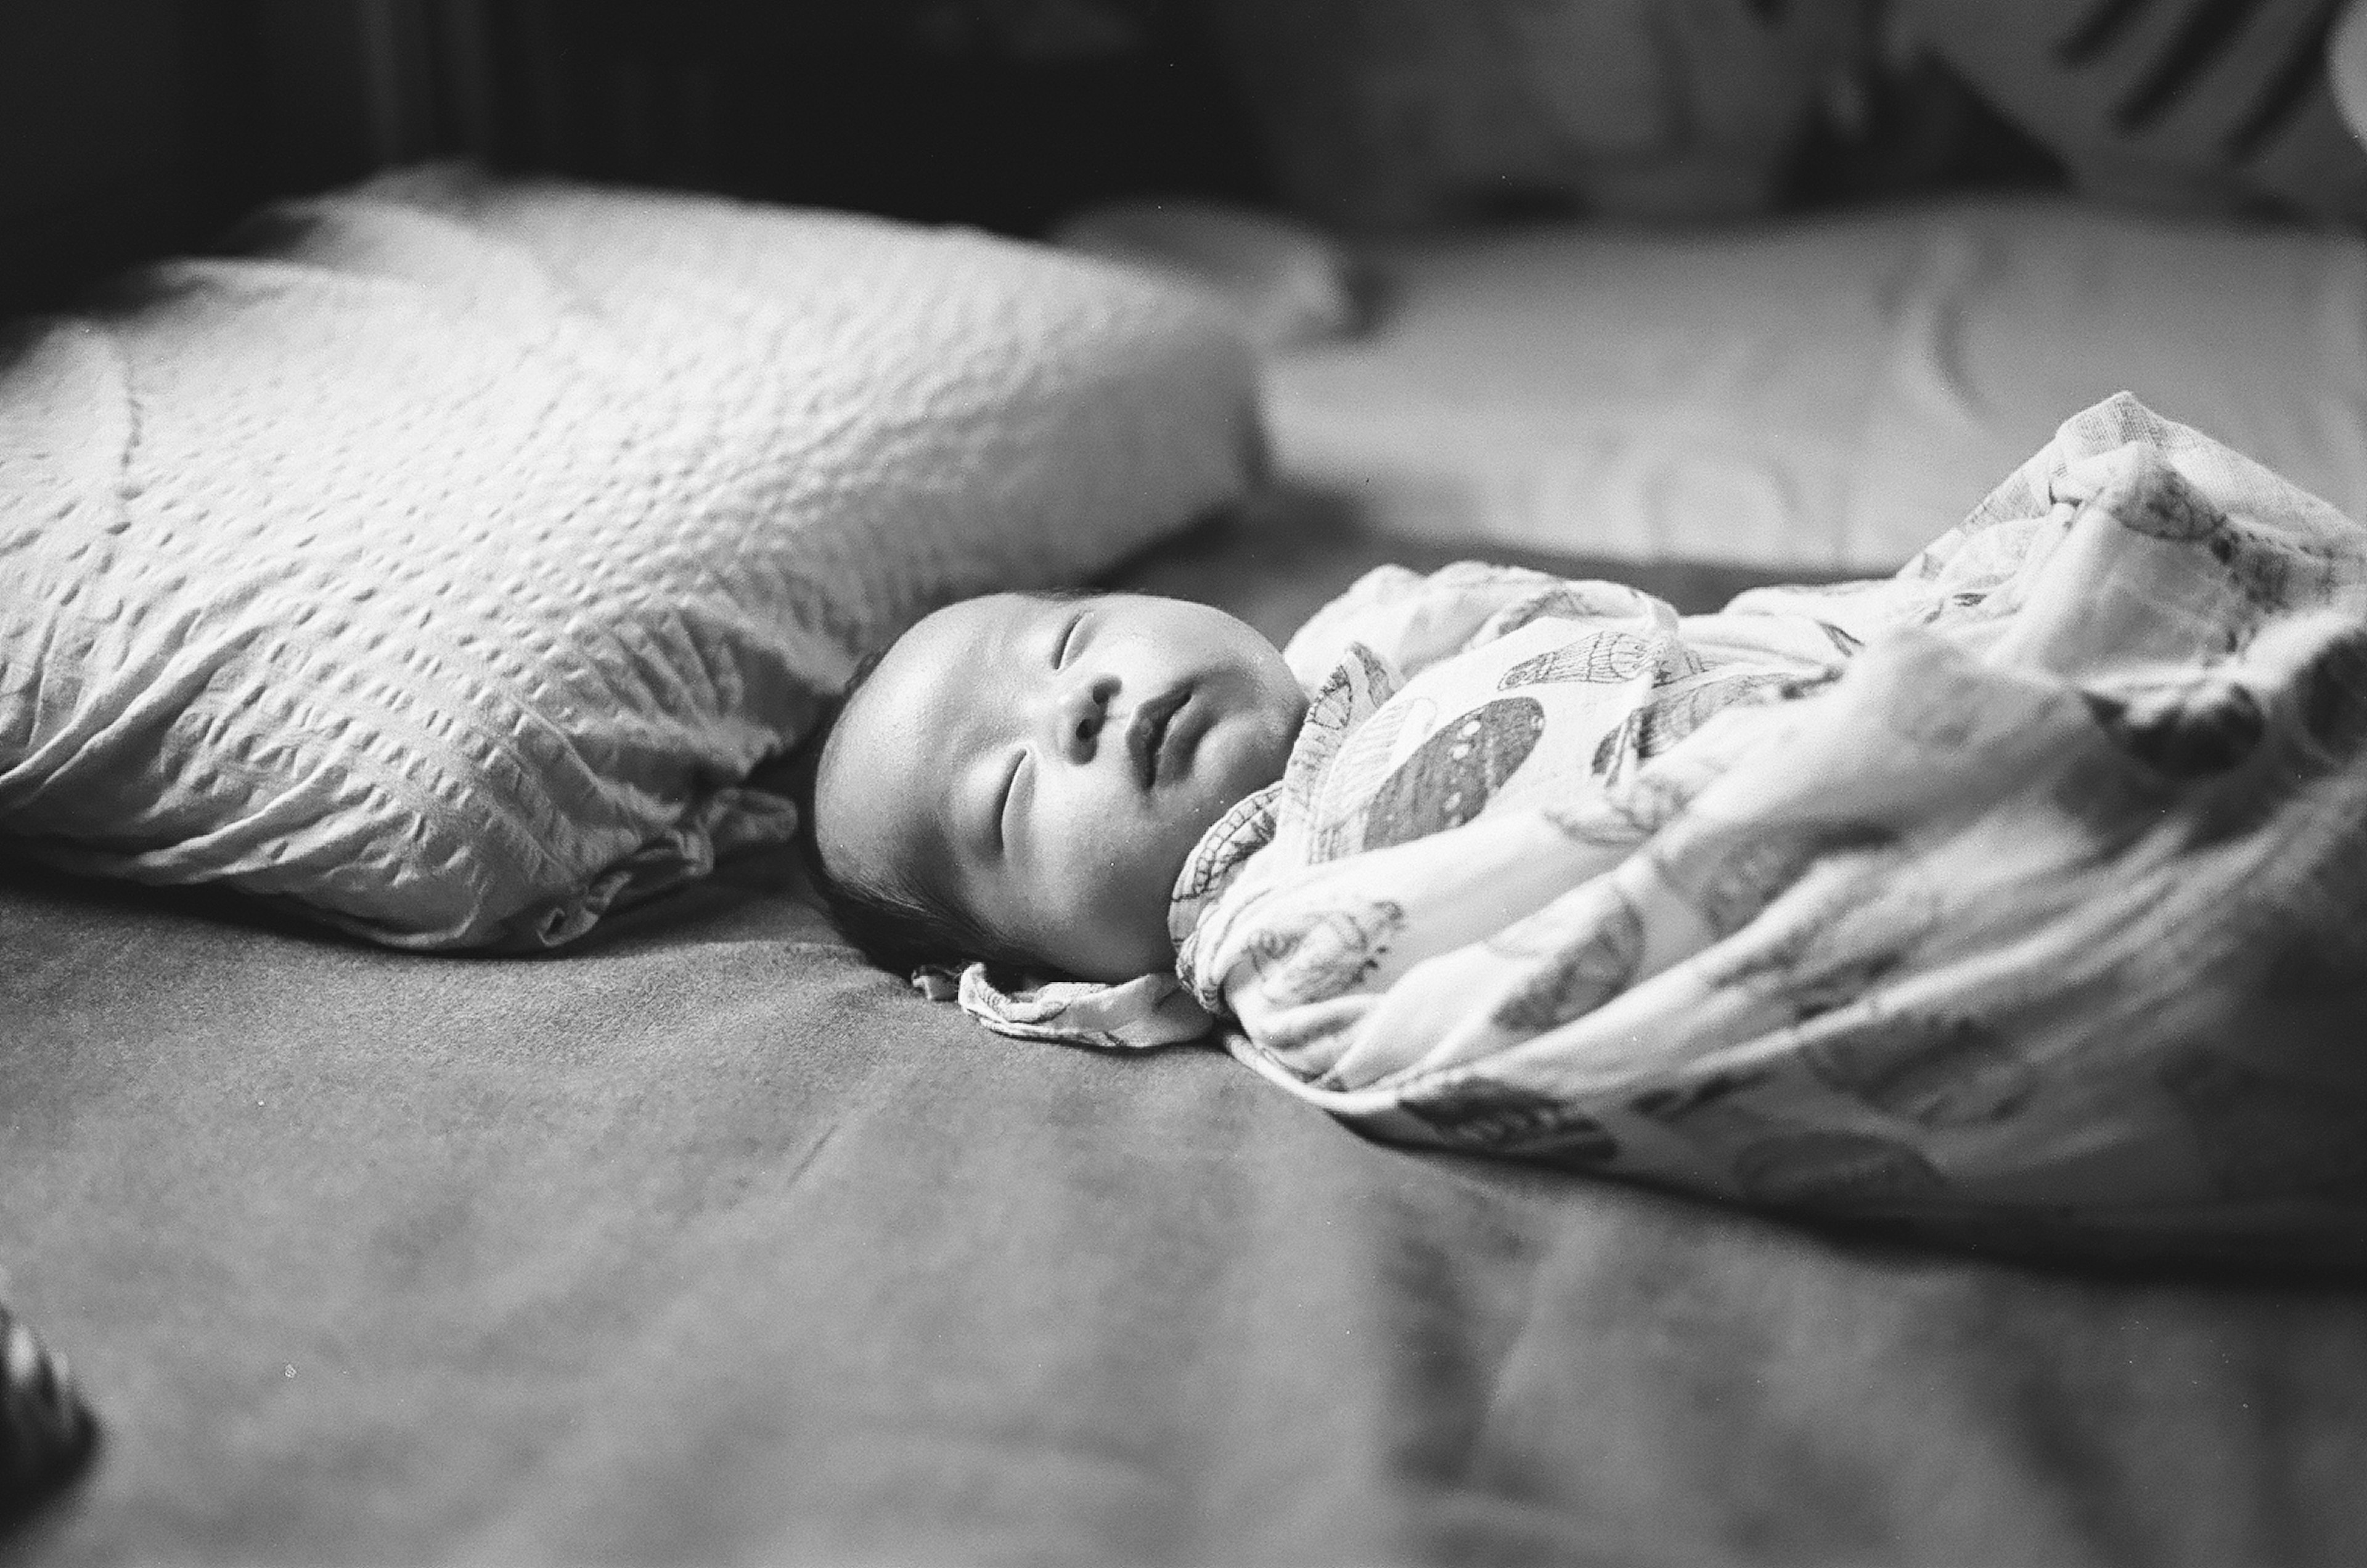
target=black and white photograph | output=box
[2,1,2365,1562]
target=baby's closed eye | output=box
[994,752,1026,852]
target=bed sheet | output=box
[0,508,2362,1565]
[1264,196,2367,571]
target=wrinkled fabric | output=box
[920,963,1213,1051]
[12,840,2367,1566]
[1180,394,2367,1265]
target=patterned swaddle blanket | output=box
[954,394,2367,1266]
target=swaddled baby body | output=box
[806,394,2367,1269]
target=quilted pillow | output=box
[0,168,1257,949]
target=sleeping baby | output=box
[804,395,2367,1268]
[808,559,1849,1030]
[807,587,1310,986]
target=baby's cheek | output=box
[1074,820,1156,912]
[1076,820,1184,947]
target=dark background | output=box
[0,0,1273,311]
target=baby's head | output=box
[806,589,1306,983]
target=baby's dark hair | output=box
[792,659,994,977]
[801,817,1000,976]
[793,588,1095,978]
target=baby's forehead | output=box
[812,637,963,891]
[817,593,1089,914]
[848,586,1142,747]
[825,595,1034,790]
[883,592,1036,690]
[889,587,1106,671]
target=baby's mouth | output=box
[1127,685,1192,790]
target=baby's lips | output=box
[1127,685,1192,789]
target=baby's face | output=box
[814,591,1306,982]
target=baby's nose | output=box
[1050,675,1118,762]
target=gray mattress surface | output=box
[2,507,2363,1564]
